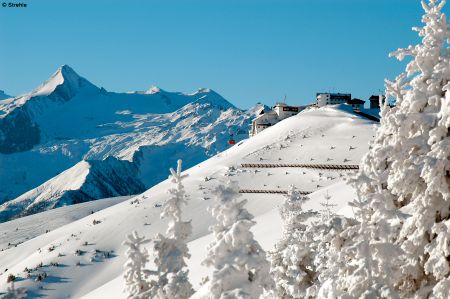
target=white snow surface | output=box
[0,157,144,222]
[0,106,376,298]
[0,196,131,251]
[0,65,258,219]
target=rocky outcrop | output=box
[0,107,40,154]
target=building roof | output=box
[346,98,365,104]
[254,110,277,121]
[316,92,352,97]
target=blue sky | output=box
[0,0,445,108]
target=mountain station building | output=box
[249,102,305,137]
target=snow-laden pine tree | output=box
[202,180,273,299]
[315,194,401,299]
[2,281,27,299]
[336,0,450,297]
[319,191,337,222]
[147,159,194,299]
[268,185,317,299]
[123,231,151,299]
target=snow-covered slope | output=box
[0,106,376,298]
[0,157,145,222]
[0,195,131,251]
[0,66,257,216]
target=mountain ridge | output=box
[0,65,239,154]
[0,157,145,222]
[0,66,257,219]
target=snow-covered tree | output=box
[267,187,362,299]
[319,191,337,222]
[268,185,317,298]
[202,180,273,299]
[123,231,151,299]
[336,0,450,297]
[315,195,401,299]
[2,281,27,299]
[147,159,194,299]
[392,2,450,296]
[309,216,351,299]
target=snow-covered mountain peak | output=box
[188,88,236,110]
[58,64,77,76]
[57,64,83,83]
[0,69,254,205]
[145,86,162,94]
[31,64,97,98]
[0,66,96,118]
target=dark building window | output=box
[282,107,299,112]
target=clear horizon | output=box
[0,0,445,109]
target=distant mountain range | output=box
[0,65,259,221]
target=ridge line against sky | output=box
[0,0,445,109]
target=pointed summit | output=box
[58,64,81,81]
[32,65,97,98]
